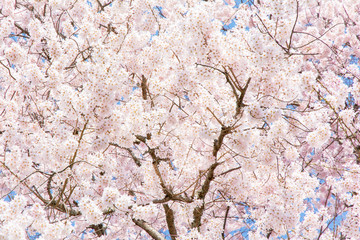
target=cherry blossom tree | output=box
[1,0,360,239]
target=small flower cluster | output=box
[79,197,103,224]
[306,124,331,149]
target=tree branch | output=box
[132,219,166,240]
[222,206,230,240]
[109,142,142,166]
[163,204,178,240]
[235,77,251,117]
[0,60,17,81]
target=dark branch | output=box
[213,126,232,157]
[141,75,148,100]
[222,206,230,240]
[109,142,142,167]
[235,77,251,117]
[163,204,178,240]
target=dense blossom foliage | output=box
[0,0,360,239]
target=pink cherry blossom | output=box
[0,0,360,239]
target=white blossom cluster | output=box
[306,124,331,149]
[79,197,103,224]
